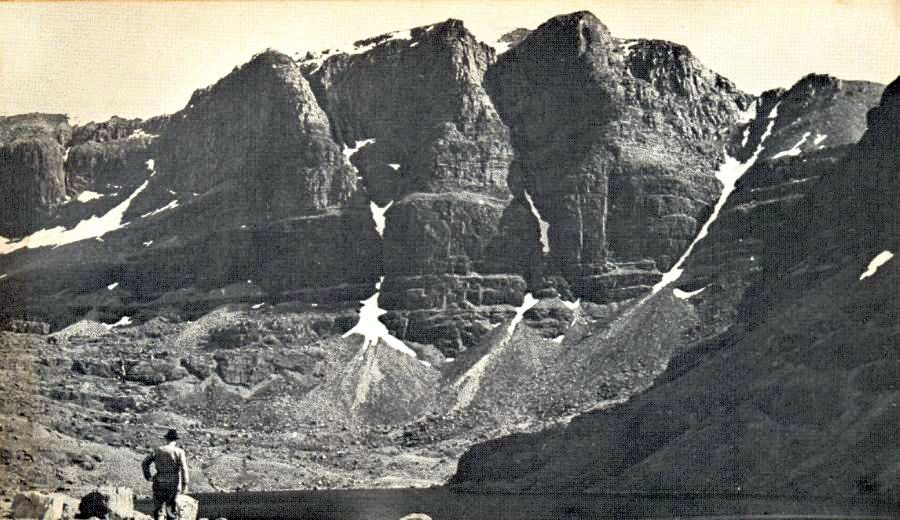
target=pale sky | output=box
[1,0,898,123]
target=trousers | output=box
[151,479,180,520]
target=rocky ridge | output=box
[450,76,898,500]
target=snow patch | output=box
[142,240,153,247]
[768,101,781,119]
[141,200,179,219]
[561,298,580,311]
[622,39,640,52]
[107,282,119,291]
[653,103,779,293]
[0,273,7,280]
[813,133,828,145]
[507,293,538,335]
[370,200,393,238]
[859,251,894,280]
[251,303,265,309]
[343,139,376,160]
[0,180,149,255]
[673,286,706,299]
[103,316,132,329]
[524,191,550,254]
[772,131,811,159]
[387,163,401,171]
[741,126,751,148]
[299,29,415,72]
[452,293,538,411]
[128,129,158,141]
[76,191,104,203]
[494,40,512,55]
[551,335,564,343]
[342,276,417,358]
[736,100,757,124]
[145,159,155,171]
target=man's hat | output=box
[164,429,179,441]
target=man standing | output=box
[142,429,190,520]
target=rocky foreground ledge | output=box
[8,487,197,520]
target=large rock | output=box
[303,19,514,203]
[11,491,79,520]
[0,114,70,236]
[485,11,750,280]
[173,495,198,520]
[138,49,357,224]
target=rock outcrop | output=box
[485,11,751,291]
[0,114,71,236]
[144,49,358,222]
[11,491,79,520]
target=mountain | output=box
[451,76,898,499]
[0,11,894,501]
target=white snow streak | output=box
[141,200,179,219]
[524,191,550,254]
[343,139,376,160]
[653,103,779,293]
[370,200,393,238]
[0,273,7,280]
[342,276,417,358]
[76,191,104,203]
[453,293,538,411]
[299,29,416,72]
[736,100,757,124]
[494,40,512,55]
[859,251,894,280]
[103,316,132,329]
[507,293,538,334]
[551,335,565,343]
[387,163,401,171]
[143,241,153,247]
[813,133,828,145]
[673,286,706,299]
[128,129,158,141]
[251,303,265,309]
[0,180,149,255]
[772,131,811,159]
[741,126,751,148]
[107,282,119,291]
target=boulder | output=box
[77,487,136,520]
[174,496,198,520]
[11,491,79,520]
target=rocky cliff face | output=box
[485,12,751,302]
[144,49,358,223]
[450,75,898,499]
[0,114,71,236]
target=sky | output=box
[1,0,898,123]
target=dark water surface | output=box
[137,488,897,520]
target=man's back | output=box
[143,444,188,486]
